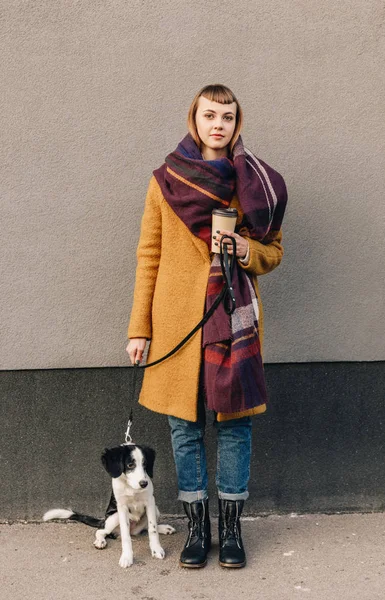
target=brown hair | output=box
[187,84,243,154]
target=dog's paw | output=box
[151,544,165,559]
[119,552,134,568]
[93,538,107,550]
[158,524,176,535]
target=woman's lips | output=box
[211,134,224,138]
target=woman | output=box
[126,84,287,569]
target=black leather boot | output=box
[180,498,211,568]
[218,499,246,568]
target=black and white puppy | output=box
[43,444,175,568]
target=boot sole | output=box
[179,560,207,568]
[219,560,246,568]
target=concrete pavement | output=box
[1,512,385,600]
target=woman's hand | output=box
[126,338,147,365]
[213,230,249,259]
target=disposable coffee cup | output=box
[211,208,238,253]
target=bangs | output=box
[200,84,237,105]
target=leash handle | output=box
[219,236,236,315]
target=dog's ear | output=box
[101,446,125,478]
[141,446,156,478]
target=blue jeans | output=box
[168,399,252,503]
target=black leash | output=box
[127,236,237,436]
[132,235,237,371]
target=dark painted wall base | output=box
[1,362,384,520]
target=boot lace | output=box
[221,512,242,549]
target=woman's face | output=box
[195,96,237,156]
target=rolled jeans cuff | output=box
[218,490,249,501]
[178,489,208,503]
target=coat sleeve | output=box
[238,229,284,276]
[127,176,162,340]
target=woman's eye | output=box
[224,116,233,121]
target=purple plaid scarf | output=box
[153,133,287,413]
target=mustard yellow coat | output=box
[128,176,284,422]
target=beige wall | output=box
[1,1,384,369]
